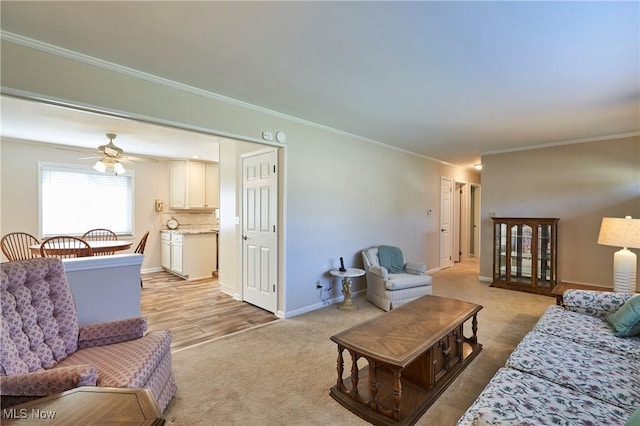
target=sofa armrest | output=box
[404,261,426,275]
[0,364,97,397]
[78,317,148,349]
[366,265,389,279]
[562,290,636,319]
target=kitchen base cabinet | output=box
[160,233,172,270]
[160,231,217,280]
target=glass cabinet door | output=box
[510,224,532,284]
[536,224,554,288]
[494,223,507,281]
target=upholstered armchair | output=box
[362,246,433,311]
[0,258,176,410]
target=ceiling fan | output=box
[80,133,139,175]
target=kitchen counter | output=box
[161,228,218,235]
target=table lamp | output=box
[597,216,640,292]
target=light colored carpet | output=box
[163,260,554,425]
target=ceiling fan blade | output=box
[55,134,158,163]
[122,154,158,162]
[54,145,94,155]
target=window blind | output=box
[40,164,133,236]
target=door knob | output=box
[242,235,248,240]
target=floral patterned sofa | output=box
[458,290,640,425]
[0,257,177,411]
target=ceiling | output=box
[1,1,638,168]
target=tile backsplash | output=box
[162,209,218,229]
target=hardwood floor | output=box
[141,271,279,351]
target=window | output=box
[40,163,134,237]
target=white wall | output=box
[1,39,480,316]
[480,136,640,289]
[215,122,483,316]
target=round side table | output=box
[330,268,365,311]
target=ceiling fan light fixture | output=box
[114,161,126,175]
[89,133,129,175]
[93,160,107,173]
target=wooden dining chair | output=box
[82,228,118,255]
[135,231,149,255]
[40,236,94,259]
[135,231,150,288]
[1,232,40,261]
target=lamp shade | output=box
[113,162,126,175]
[597,217,640,249]
[93,160,106,173]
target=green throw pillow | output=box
[607,294,640,337]
[625,407,640,426]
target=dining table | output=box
[30,240,133,256]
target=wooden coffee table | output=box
[330,295,483,426]
[1,387,164,425]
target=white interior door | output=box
[471,185,481,258]
[454,182,463,262]
[242,150,278,313]
[440,177,453,269]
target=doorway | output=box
[441,177,476,268]
[4,94,287,317]
[454,181,466,263]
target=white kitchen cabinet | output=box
[169,161,187,209]
[160,232,182,273]
[188,161,206,208]
[170,233,184,274]
[170,160,218,209]
[160,231,217,280]
[160,232,171,270]
[205,163,219,208]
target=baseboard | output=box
[557,279,611,288]
[219,282,238,299]
[141,266,163,274]
[213,283,367,319]
[281,288,366,318]
[479,276,492,282]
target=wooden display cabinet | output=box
[491,217,559,295]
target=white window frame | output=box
[38,162,135,238]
